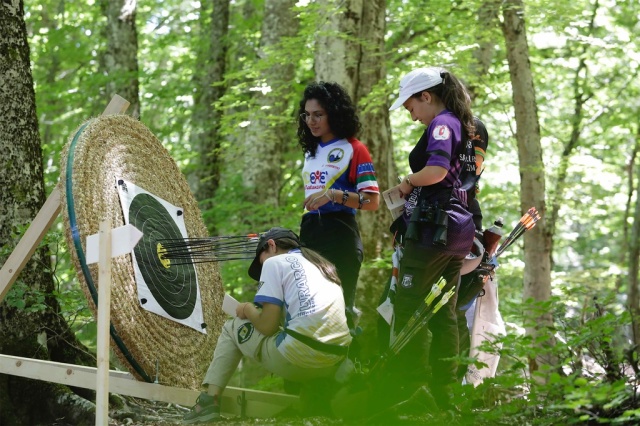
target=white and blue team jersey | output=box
[302,137,379,215]
[253,250,352,368]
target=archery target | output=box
[116,179,205,332]
[60,114,225,390]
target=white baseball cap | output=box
[389,67,444,111]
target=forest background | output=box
[1,0,640,424]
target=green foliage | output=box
[26,0,108,195]
[43,225,98,349]
[1,225,49,313]
[1,223,92,335]
[210,171,304,298]
[249,373,285,393]
[451,292,640,425]
[4,281,47,313]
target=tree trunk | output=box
[314,0,395,251]
[242,0,299,219]
[547,1,599,264]
[500,0,555,377]
[628,125,640,346]
[314,0,394,352]
[100,0,141,118]
[0,2,95,424]
[192,0,230,233]
[36,1,63,152]
[469,1,500,99]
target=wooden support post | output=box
[0,354,299,418]
[103,94,130,115]
[95,221,113,425]
[85,223,142,425]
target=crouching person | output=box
[183,227,352,423]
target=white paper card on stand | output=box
[86,224,143,264]
[222,293,240,317]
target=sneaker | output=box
[183,392,220,424]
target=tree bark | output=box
[500,0,555,377]
[0,1,95,424]
[628,124,640,346]
[242,0,299,220]
[192,0,230,233]
[314,0,394,350]
[469,1,500,99]
[314,0,395,250]
[100,0,141,118]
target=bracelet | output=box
[357,192,364,209]
[405,175,414,187]
[243,303,249,317]
[331,188,336,204]
[341,190,349,205]
[324,191,332,203]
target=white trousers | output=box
[203,317,338,389]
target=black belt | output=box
[285,328,349,356]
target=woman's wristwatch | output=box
[341,190,349,205]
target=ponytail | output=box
[300,247,342,285]
[273,238,342,285]
[426,69,475,138]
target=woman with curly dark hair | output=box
[296,81,380,329]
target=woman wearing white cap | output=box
[183,227,351,423]
[386,67,476,410]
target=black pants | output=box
[467,195,483,231]
[390,240,463,401]
[456,307,471,381]
[300,212,363,327]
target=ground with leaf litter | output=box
[94,393,470,426]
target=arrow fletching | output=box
[495,207,541,257]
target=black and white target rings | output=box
[129,193,198,319]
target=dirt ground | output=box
[102,396,336,426]
[100,392,466,426]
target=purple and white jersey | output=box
[403,110,475,256]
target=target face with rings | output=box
[117,178,205,333]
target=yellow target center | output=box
[157,243,171,269]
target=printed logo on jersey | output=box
[433,125,451,141]
[459,140,476,172]
[403,187,420,218]
[327,148,345,163]
[237,322,254,344]
[285,255,315,316]
[302,170,329,185]
[401,274,413,289]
